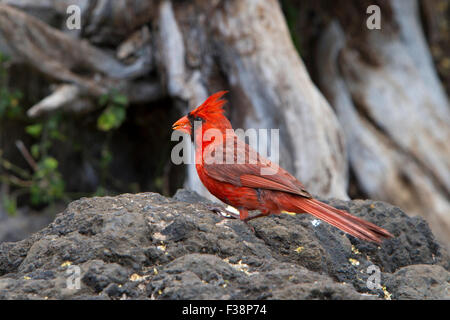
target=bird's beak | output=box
[172,115,191,135]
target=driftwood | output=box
[0,0,157,44]
[315,0,450,245]
[27,84,82,117]
[0,3,161,115]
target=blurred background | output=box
[0,0,448,249]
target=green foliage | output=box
[97,90,128,131]
[0,53,134,214]
[0,89,23,119]
[24,114,67,206]
[31,144,40,159]
[30,156,65,206]
[47,113,66,141]
[0,52,24,119]
[2,194,17,216]
[0,55,67,211]
[25,124,43,137]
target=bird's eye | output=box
[195,116,203,122]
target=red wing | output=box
[202,135,311,198]
[239,174,310,196]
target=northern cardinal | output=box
[172,91,393,243]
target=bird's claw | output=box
[208,206,240,219]
[208,205,256,233]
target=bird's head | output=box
[172,91,232,136]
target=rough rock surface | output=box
[0,189,449,300]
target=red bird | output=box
[172,91,393,243]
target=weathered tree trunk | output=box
[156,0,349,201]
[315,0,450,246]
[0,1,161,114]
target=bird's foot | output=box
[208,206,257,233]
[208,205,240,220]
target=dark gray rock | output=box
[82,260,131,293]
[384,264,450,299]
[0,190,448,299]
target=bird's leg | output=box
[238,208,249,221]
[241,210,273,233]
[238,209,256,233]
[243,209,271,222]
[243,213,267,222]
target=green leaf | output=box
[30,184,42,205]
[98,93,110,107]
[31,144,40,158]
[25,124,43,137]
[50,129,66,141]
[49,175,65,198]
[41,157,58,170]
[111,93,128,106]
[97,110,115,131]
[97,105,126,131]
[30,169,65,205]
[2,195,16,216]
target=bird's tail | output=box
[286,197,393,244]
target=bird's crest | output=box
[191,91,228,118]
